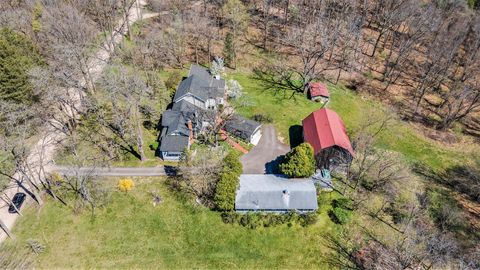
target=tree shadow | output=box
[265,155,285,174]
[413,164,480,242]
[321,233,363,269]
[252,67,304,100]
[289,125,303,148]
[413,164,480,203]
[164,165,178,176]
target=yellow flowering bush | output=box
[49,172,64,185]
[118,178,135,193]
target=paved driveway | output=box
[241,125,290,174]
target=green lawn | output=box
[3,178,340,269]
[231,73,479,171]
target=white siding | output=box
[250,128,262,145]
[206,98,216,110]
[177,94,206,109]
[162,151,182,161]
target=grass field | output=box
[231,73,479,171]
[3,178,341,269]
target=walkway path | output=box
[0,0,157,244]
[240,125,290,174]
[220,130,249,154]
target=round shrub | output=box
[279,143,316,178]
[329,207,351,224]
[332,198,354,210]
[252,114,273,123]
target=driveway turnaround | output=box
[240,125,290,174]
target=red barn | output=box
[307,82,330,103]
[302,108,354,168]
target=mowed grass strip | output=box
[4,178,338,269]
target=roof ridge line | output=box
[323,108,338,146]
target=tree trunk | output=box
[335,68,342,85]
[207,37,212,62]
[0,218,13,239]
[263,24,268,50]
[135,108,146,162]
[195,42,199,64]
[284,0,289,25]
[2,195,22,216]
[370,30,384,57]
[232,29,237,69]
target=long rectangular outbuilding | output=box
[235,174,318,212]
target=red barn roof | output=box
[308,82,330,98]
[302,108,354,156]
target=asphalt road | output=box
[46,166,170,177]
[240,125,290,174]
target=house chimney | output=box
[282,189,290,208]
[187,120,193,143]
[215,74,220,80]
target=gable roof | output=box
[224,114,262,140]
[159,131,189,152]
[172,99,200,113]
[302,108,354,156]
[308,82,330,98]
[235,174,318,211]
[161,110,191,137]
[173,64,225,103]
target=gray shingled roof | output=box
[161,110,181,127]
[173,64,225,103]
[225,114,262,140]
[172,99,199,113]
[159,133,189,152]
[235,175,318,211]
[161,110,190,137]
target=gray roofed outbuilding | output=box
[173,64,225,103]
[235,174,318,211]
[225,114,262,140]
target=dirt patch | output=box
[455,192,480,231]
[422,127,459,144]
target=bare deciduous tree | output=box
[81,0,121,53]
[40,2,98,94]
[177,146,227,205]
[94,64,153,161]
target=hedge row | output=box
[221,211,318,229]
[214,151,243,211]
